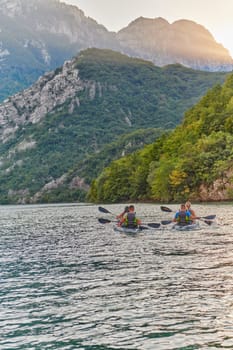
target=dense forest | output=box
[75,49,227,129]
[89,73,233,203]
[36,128,163,203]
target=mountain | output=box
[117,17,233,72]
[0,48,227,204]
[0,0,232,101]
[0,0,119,101]
[89,73,233,203]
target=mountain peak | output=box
[129,16,169,25]
[0,0,231,102]
[117,17,233,70]
[119,16,169,32]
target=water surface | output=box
[1,203,233,349]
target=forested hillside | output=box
[89,74,233,203]
[0,49,228,204]
[75,49,227,129]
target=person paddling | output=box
[117,206,129,220]
[173,203,192,226]
[185,201,196,216]
[120,205,141,228]
[116,206,129,226]
[185,201,197,223]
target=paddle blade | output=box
[202,215,216,220]
[147,223,161,228]
[204,220,212,226]
[160,206,173,213]
[98,206,112,214]
[98,218,112,224]
[161,220,173,225]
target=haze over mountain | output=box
[117,17,233,71]
[0,0,232,101]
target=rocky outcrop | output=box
[0,59,83,142]
[199,170,233,201]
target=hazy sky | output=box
[62,0,233,57]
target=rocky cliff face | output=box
[0,59,81,142]
[0,0,117,51]
[0,0,232,101]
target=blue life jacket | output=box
[177,210,190,226]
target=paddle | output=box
[160,205,216,225]
[98,206,115,215]
[196,215,216,220]
[160,206,215,219]
[98,205,129,219]
[160,206,173,213]
[98,217,160,229]
[161,220,173,225]
[161,219,198,226]
[98,218,117,224]
[146,223,162,228]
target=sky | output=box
[62,0,233,57]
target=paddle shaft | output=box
[98,217,160,229]
[160,206,216,221]
[160,206,215,226]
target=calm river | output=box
[1,202,233,349]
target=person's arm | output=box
[190,209,197,219]
[173,212,178,222]
[116,211,124,219]
[119,213,127,226]
[136,218,141,225]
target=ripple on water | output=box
[1,203,233,349]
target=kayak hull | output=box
[114,226,140,234]
[172,222,200,231]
